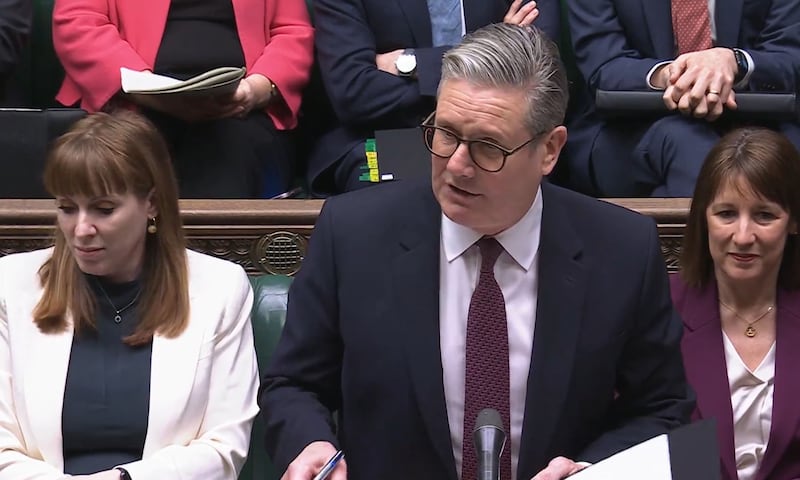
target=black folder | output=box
[373,127,431,182]
[570,420,720,480]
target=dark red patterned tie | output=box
[671,0,713,55]
[462,237,511,480]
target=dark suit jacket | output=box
[0,0,31,100]
[671,274,800,480]
[306,0,561,191]
[564,0,800,192]
[261,179,693,480]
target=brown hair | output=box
[34,110,189,345]
[680,127,800,289]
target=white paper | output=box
[120,68,184,92]
[569,434,672,480]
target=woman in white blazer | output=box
[0,111,259,480]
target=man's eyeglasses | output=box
[419,112,543,172]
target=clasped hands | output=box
[129,73,275,123]
[375,0,539,75]
[282,441,586,480]
[653,47,739,121]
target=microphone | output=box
[473,408,507,480]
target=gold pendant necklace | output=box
[719,301,774,338]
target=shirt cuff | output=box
[735,49,755,89]
[646,61,673,90]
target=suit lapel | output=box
[756,289,800,480]
[679,280,738,480]
[394,0,433,46]
[714,0,744,47]
[142,288,204,455]
[517,186,587,478]
[24,305,74,469]
[641,0,675,58]
[393,189,457,480]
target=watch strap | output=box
[116,467,132,480]
[731,48,748,84]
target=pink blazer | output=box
[671,274,800,480]
[52,0,314,130]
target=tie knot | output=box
[477,237,503,273]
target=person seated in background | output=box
[0,111,258,480]
[566,0,800,197]
[306,0,561,195]
[0,0,31,104]
[52,0,314,199]
[260,23,692,480]
[671,128,800,479]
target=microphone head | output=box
[473,409,507,480]
[474,408,504,432]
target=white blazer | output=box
[0,248,259,480]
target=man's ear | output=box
[540,125,567,177]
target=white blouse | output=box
[723,333,776,480]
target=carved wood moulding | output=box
[0,197,688,275]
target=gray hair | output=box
[441,23,568,135]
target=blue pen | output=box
[312,450,344,480]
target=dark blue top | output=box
[61,276,152,475]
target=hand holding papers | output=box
[120,67,260,122]
[120,67,246,97]
[568,421,719,480]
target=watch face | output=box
[396,54,416,74]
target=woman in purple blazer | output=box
[671,127,800,480]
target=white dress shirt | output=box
[646,0,755,89]
[723,333,775,480]
[440,187,543,480]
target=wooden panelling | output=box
[0,198,690,275]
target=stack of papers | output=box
[120,67,246,96]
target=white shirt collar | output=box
[441,186,543,271]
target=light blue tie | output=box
[427,0,464,47]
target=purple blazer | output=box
[671,274,800,480]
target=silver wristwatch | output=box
[395,49,417,77]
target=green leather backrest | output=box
[239,274,293,480]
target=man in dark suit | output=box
[306,0,560,195]
[565,0,800,197]
[261,24,693,480]
[0,0,31,104]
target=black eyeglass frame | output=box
[419,112,546,173]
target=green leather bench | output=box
[239,274,293,480]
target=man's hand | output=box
[662,47,738,120]
[531,456,587,480]
[281,441,347,480]
[504,0,539,26]
[376,49,404,75]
